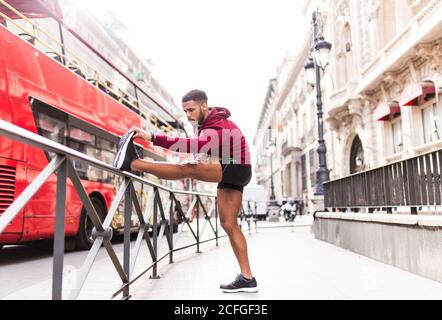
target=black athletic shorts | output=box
[217,160,252,193]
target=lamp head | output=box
[314,38,332,70]
[304,57,316,86]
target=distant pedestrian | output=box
[298,199,304,216]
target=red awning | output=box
[399,82,435,106]
[374,102,401,121]
[0,0,62,20]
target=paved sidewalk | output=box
[131,215,442,300]
[2,215,441,300]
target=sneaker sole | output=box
[113,138,126,168]
[220,287,259,293]
[115,132,135,169]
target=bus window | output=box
[31,98,68,160]
[70,127,95,145]
[30,97,122,185]
[68,126,96,181]
[35,112,67,145]
[97,137,116,153]
[7,16,63,60]
[96,137,117,183]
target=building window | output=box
[343,23,353,83]
[309,149,316,188]
[300,112,305,141]
[392,117,403,153]
[382,1,397,45]
[309,101,315,132]
[350,135,365,174]
[434,99,442,140]
[301,154,307,191]
[422,107,432,143]
[285,164,292,198]
[420,101,440,144]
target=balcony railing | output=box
[324,149,442,214]
[281,139,302,157]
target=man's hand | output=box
[129,126,152,142]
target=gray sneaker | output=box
[220,274,259,293]
[113,131,139,171]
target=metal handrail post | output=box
[196,197,216,236]
[151,188,160,279]
[57,21,66,65]
[169,193,174,264]
[196,196,201,253]
[215,198,219,246]
[123,178,132,299]
[52,156,67,300]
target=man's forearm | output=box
[153,134,211,154]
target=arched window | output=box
[350,135,365,174]
[343,23,354,82]
[381,0,397,45]
[336,22,353,88]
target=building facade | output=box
[325,0,442,180]
[254,0,442,213]
[254,45,320,210]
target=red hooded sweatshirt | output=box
[153,107,251,165]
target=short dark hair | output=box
[182,89,208,103]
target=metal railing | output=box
[324,149,442,214]
[0,119,311,299]
[0,119,226,299]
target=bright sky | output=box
[75,0,307,166]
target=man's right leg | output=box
[130,159,222,183]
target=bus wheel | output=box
[75,197,105,250]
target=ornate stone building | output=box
[325,0,442,180]
[254,0,442,213]
[254,43,320,210]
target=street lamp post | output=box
[267,147,276,203]
[269,151,276,202]
[266,126,279,221]
[304,9,332,197]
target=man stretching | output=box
[113,89,257,293]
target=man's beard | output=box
[197,110,205,125]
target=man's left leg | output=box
[217,188,253,278]
[218,188,258,293]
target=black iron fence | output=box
[324,149,442,214]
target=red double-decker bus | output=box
[0,0,189,249]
